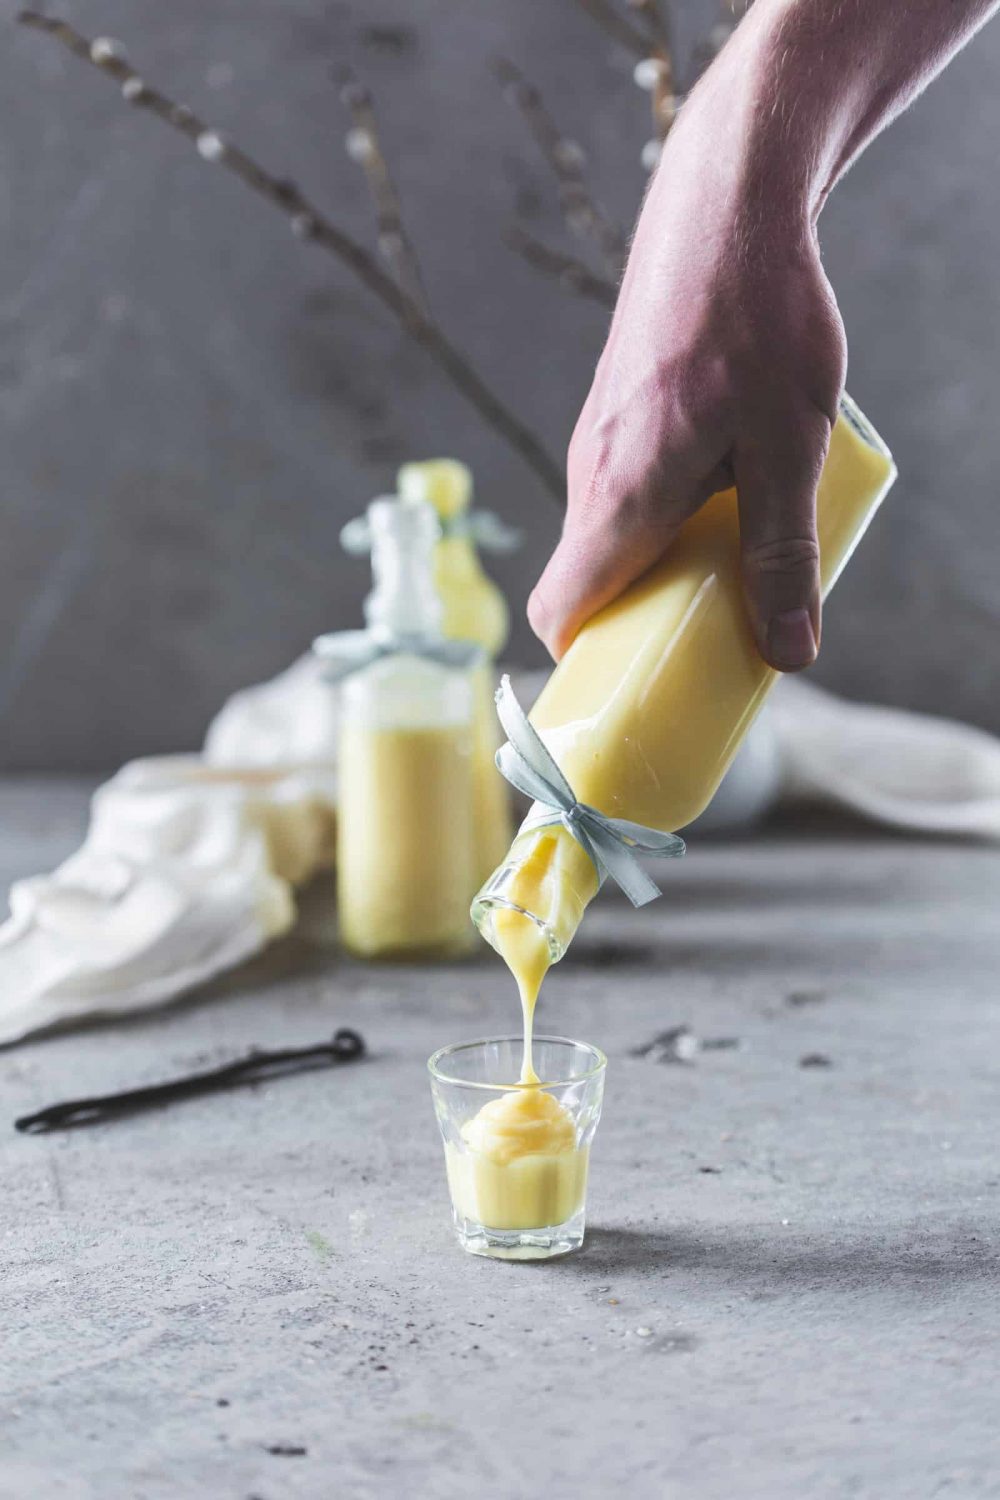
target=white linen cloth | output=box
[770,677,1000,838]
[2,655,999,1045]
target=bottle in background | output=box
[396,460,516,885]
[396,458,511,657]
[330,499,479,959]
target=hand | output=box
[528,39,847,671]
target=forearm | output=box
[533,0,998,666]
[700,0,1000,222]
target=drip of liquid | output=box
[457,399,896,1235]
[491,906,552,1084]
[447,904,585,1232]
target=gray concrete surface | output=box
[2,779,1000,1499]
[3,1,1000,768]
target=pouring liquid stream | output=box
[459,400,896,1234]
[447,882,581,1233]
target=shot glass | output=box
[428,1036,606,1260]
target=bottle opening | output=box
[470,888,566,966]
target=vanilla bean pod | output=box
[14,1028,366,1134]
[17,12,563,502]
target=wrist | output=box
[690,0,854,228]
[642,8,816,258]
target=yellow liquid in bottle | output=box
[398,459,510,659]
[478,397,896,1046]
[337,722,476,958]
[398,460,513,886]
[463,401,894,1231]
[433,533,510,660]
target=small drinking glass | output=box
[428,1036,606,1260]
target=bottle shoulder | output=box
[342,653,475,731]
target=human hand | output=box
[528,30,847,671]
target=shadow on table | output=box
[556,1224,998,1293]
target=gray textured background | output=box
[2,0,999,770]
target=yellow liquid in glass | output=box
[451,845,587,1230]
[447,1021,587,1231]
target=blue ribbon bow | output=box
[442,510,522,553]
[340,509,522,557]
[313,629,483,682]
[494,675,685,907]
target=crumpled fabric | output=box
[2,651,999,1046]
[0,651,338,1045]
[770,676,1000,839]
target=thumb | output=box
[735,408,830,673]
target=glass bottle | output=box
[396,459,516,887]
[472,396,897,976]
[342,460,516,888]
[331,498,478,959]
[396,458,512,657]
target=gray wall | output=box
[2,0,999,770]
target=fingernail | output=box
[767,608,817,671]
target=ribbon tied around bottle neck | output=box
[439,510,522,552]
[313,629,483,682]
[340,509,521,556]
[494,675,685,908]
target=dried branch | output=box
[631,0,677,140]
[505,226,617,310]
[569,0,677,154]
[628,0,672,54]
[495,57,626,277]
[572,0,749,159]
[18,12,563,502]
[685,2,747,92]
[632,56,677,153]
[569,0,650,56]
[336,69,428,318]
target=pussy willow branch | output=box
[495,56,626,277]
[572,0,750,144]
[628,0,677,138]
[570,0,651,56]
[571,0,679,140]
[505,226,617,309]
[337,69,428,318]
[18,12,563,502]
[685,1,749,91]
[504,0,743,310]
[629,0,671,53]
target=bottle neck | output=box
[364,497,443,643]
[471,821,601,968]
